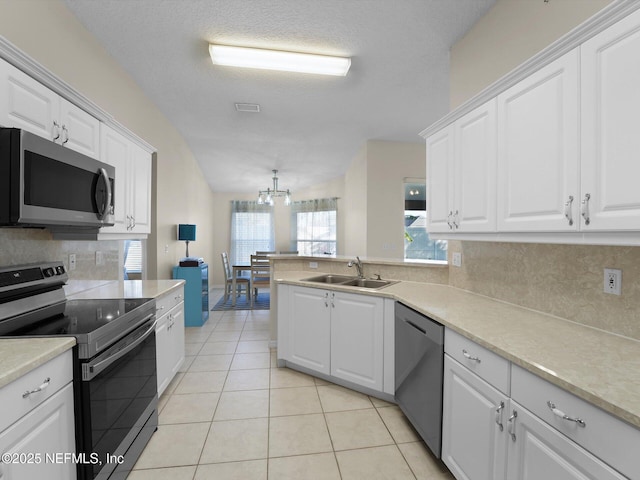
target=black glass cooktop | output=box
[8,298,153,336]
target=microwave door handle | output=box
[83,317,157,381]
[96,167,112,220]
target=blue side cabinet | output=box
[173,264,209,327]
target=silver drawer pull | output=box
[495,401,505,431]
[22,377,51,398]
[507,410,518,441]
[547,401,586,427]
[462,349,481,363]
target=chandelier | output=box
[257,169,292,206]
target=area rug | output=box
[212,291,270,311]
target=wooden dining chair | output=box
[250,254,271,307]
[221,252,250,303]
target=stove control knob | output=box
[43,267,55,277]
[56,266,66,275]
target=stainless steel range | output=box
[0,261,158,480]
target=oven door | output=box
[75,317,158,480]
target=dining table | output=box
[231,264,251,306]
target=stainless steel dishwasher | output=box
[395,301,444,458]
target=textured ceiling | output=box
[63,0,495,193]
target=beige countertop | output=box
[0,337,76,389]
[0,279,184,390]
[275,271,640,430]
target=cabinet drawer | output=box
[156,287,184,318]
[0,350,73,433]
[512,364,639,479]
[445,328,510,394]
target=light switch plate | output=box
[452,252,462,267]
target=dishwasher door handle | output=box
[404,319,427,335]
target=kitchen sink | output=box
[301,274,396,289]
[302,274,358,284]
[340,278,395,289]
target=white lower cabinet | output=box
[156,287,185,396]
[277,284,387,393]
[506,401,626,480]
[443,329,635,480]
[442,355,509,480]
[0,350,76,480]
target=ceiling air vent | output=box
[235,103,260,113]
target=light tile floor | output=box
[131,291,454,480]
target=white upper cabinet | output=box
[99,124,152,237]
[427,99,497,233]
[0,59,100,159]
[426,125,455,233]
[497,49,580,232]
[580,8,640,231]
[455,99,497,232]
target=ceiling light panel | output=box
[209,44,351,76]
[235,103,260,113]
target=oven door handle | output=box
[85,318,156,381]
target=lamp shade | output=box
[178,224,196,242]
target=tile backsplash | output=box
[0,229,119,279]
[448,240,640,341]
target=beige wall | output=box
[450,0,613,108]
[366,141,425,260]
[0,0,215,280]
[446,0,640,340]
[343,144,368,256]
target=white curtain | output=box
[230,201,275,265]
[290,198,338,255]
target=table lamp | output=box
[178,224,196,259]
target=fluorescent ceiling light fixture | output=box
[209,44,351,76]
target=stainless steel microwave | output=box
[0,128,115,229]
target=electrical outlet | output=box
[309,262,318,269]
[452,252,462,267]
[604,268,622,295]
[95,251,104,266]
[69,253,76,271]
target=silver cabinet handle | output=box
[52,121,61,141]
[447,211,454,229]
[581,193,591,225]
[452,210,459,229]
[175,294,183,301]
[495,401,505,431]
[547,401,586,427]
[22,377,51,398]
[324,292,329,308]
[564,195,574,226]
[462,349,481,363]
[507,410,518,441]
[331,292,335,308]
[61,124,69,144]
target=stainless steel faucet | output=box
[347,256,364,278]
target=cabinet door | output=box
[455,99,497,232]
[442,355,508,480]
[581,8,640,231]
[59,98,100,159]
[168,303,185,381]
[288,286,331,374]
[129,143,152,234]
[426,124,455,233]
[507,402,627,480]
[100,124,130,233]
[156,313,171,395]
[331,291,384,390]
[0,383,76,480]
[497,50,580,232]
[0,59,58,140]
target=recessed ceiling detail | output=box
[235,103,260,113]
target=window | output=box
[230,201,274,265]
[290,198,337,256]
[404,182,447,261]
[124,239,143,279]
